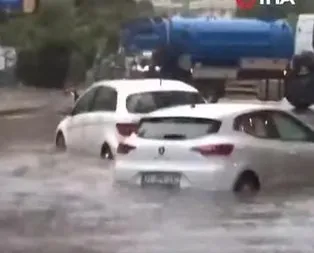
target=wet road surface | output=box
[2,90,314,252]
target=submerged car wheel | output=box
[233,170,260,193]
[100,143,114,160]
[55,132,66,152]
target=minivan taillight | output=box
[117,143,136,154]
[191,144,234,156]
[116,123,138,136]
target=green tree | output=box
[0,0,155,88]
[137,0,155,17]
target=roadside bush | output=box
[16,40,74,89]
[5,0,155,89]
[16,49,38,87]
[36,40,72,89]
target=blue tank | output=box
[120,16,294,67]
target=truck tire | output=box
[286,97,310,110]
[286,81,311,110]
[285,76,311,110]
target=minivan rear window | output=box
[126,91,205,113]
[137,117,221,140]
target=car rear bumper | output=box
[113,160,239,191]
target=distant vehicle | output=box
[114,103,314,193]
[119,16,293,103]
[55,79,205,159]
[0,0,39,16]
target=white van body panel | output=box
[295,14,314,55]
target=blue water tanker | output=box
[120,16,295,102]
[121,16,294,66]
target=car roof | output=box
[91,79,198,94]
[147,103,280,120]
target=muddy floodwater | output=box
[1,91,314,253]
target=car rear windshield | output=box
[126,91,205,113]
[137,117,221,140]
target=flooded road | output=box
[1,92,314,252]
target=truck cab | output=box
[294,14,314,55]
[284,14,314,109]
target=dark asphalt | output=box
[0,87,72,150]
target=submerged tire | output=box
[55,132,66,152]
[100,143,114,160]
[233,170,260,193]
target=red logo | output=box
[236,0,257,10]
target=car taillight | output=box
[116,123,138,136]
[117,143,136,154]
[191,144,234,156]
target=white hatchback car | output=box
[114,103,314,193]
[55,79,205,159]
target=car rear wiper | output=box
[163,134,186,140]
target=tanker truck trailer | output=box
[120,16,294,103]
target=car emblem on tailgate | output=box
[158,146,165,156]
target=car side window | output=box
[234,112,275,139]
[127,93,157,113]
[71,88,97,115]
[270,112,313,141]
[91,87,117,112]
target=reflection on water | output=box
[0,151,314,252]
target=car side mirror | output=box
[64,88,79,102]
[70,90,79,102]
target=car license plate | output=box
[141,172,181,187]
